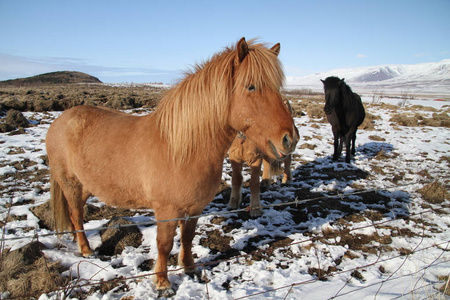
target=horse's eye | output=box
[247,84,256,92]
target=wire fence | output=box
[1,182,449,299]
[0,182,423,242]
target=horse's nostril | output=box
[282,134,291,149]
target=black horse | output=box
[321,77,365,163]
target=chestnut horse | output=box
[46,38,298,293]
[228,99,299,217]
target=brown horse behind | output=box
[46,38,298,293]
[228,99,299,217]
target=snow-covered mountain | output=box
[286,59,450,96]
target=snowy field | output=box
[286,59,450,99]
[1,96,449,299]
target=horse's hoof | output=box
[227,201,240,210]
[227,204,236,210]
[281,177,292,185]
[261,179,271,187]
[187,269,203,281]
[157,287,175,298]
[81,250,95,258]
[250,208,263,218]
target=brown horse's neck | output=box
[146,110,236,164]
[152,49,236,164]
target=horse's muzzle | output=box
[270,128,299,160]
[282,134,293,151]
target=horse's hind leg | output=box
[344,132,353,163]
[344,128,358,163]
[60,178,93,257]
[228,160,243,210]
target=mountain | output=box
[286,59,450,96]
[0,71,102,87]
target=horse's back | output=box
[352,92,365,126]
[47,106,133,158]
[52,104,138,134]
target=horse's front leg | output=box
[249,163,263,218]
[228,160,243,210]
[154,219,178,292]
[351,131,357,155]
[282,154,292,184]
[332,130,340,161]
[338,136,344,157]
[261,159,272,187]
[344,132,353,163]
[179,218,199,275]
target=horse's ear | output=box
[338,78,345,85]
[270,43,281,56]
[237,37,248,63]
[320,79,325,84]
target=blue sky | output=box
[1,0,449,83]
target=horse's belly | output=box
[81,157,223,214]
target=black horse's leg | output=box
[332,127,340,160]
[344,129,356,163]
[338,136,344,157]
[345,138,351,163]
[351,130,357,155]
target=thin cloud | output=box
[356,54,367,58]
[0,53,180,83]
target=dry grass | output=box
[438,275,450,296]
[0,84,165,112]
[0,242,68,299]
[417,181,449,204]
[360,112,380,130]
[389,110,450,128]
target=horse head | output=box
[228,38,298,161]
[321,76,345,115]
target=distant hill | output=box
[0,71,102,87]
[286,59,450,96]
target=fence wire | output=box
[0,181,424,243]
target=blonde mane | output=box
[154,39,285,162]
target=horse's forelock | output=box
[235,42,284,92]
[323,76,341,90]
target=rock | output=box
[96,218,143,256]
[0,109,30,132]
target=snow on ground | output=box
[1,97,449,299]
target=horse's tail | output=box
[50,175,73,233]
